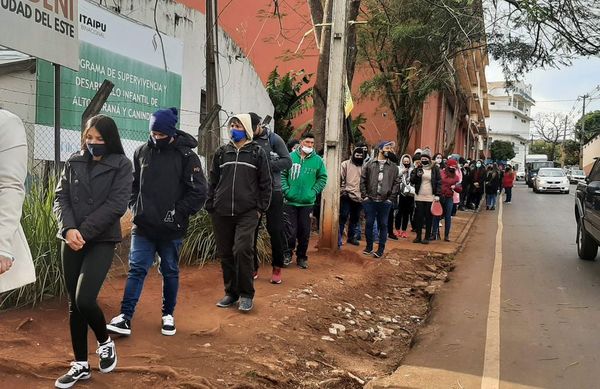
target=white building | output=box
[0,0,273,163]
[486,81,536,171]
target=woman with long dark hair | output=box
[53,115,132,388]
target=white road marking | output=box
[481,200,503,389]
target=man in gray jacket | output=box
[249,113,292,284]
[360,141,400,259]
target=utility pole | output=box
[203,0,220,163]
[579,94,588,168]
[561,114,568,168]
[319,0,349,250]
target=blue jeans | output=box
[432,197,455,239]
[363,200,392,253]
[486,193,497,208]
[121,234,182,320]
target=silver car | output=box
[533,168,570,194]
[569,169,586,184]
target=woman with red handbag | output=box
[410,150,442,244]
[432,159,462,242]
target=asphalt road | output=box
[372,182,600,389]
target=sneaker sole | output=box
[106,324,131,336]
[270,279,282,284]
[99,355,117,374]
[216,300,239,308]
[161,328,177,336]
[55,373,91,389]
[238,305,253,313]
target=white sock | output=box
[75,361,89,368]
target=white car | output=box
[516,171,526,181]
[569,169,586,184]
[533,168,570,194]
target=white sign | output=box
[0,0,79,70]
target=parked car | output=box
[533,168,570,194]
[575,161,600,260]
[568,169,586,184]
[516,171,526,181]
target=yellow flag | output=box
[344,75,354,118]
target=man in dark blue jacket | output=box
[249,112,292,284]
[107,108,207,337]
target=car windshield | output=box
[539,170,565,177]
[572,170,584,175]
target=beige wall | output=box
[583,135,600,174]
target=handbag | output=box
[402,183,416,197]
[431,200,443,217]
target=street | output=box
[370,182,600,389]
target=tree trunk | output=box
[310,0,332,150]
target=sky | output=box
[485,56,600,117]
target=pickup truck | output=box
[575,158,600,260]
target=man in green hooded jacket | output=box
[281,133,328,269]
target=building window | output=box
[490,102,496,105]
[514,115,518,119]
[521,119,526,123]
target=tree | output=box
[561,139,581,166]
[533,112,573,162]
[530,140,555,159]
[350,113,367,145]
[266,67,313,142]
[575,110,600,144]
[357,0,482,154]
[490,140,516,161]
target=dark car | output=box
[575,159,600,260]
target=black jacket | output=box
[360,159,400,202]
[131,130,207,240]
[206,141,272,217]
[253,130,292,192]
[469,167,486,193]
[485,170,502,193]
[54,151,133,243]
[410,165,442,197]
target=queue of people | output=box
[1,105,518,389]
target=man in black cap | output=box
[107,108,207,337]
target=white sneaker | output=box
[161,314,176,336]
[106,314,131,336]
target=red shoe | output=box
[401,231,408,238]
[394,230,402,237]
[270,267,282,284]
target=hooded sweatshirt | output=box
[131,130,207,240]
[281,148,328,207]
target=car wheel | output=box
[533,186,538,193]
[577,220,598,260]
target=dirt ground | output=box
[0,239,458,389]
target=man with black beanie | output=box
[107,108,207,338]
[248,112,292,284]
[339,145,366,246]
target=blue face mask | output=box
[231,129,247,142]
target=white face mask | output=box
[301,146,314,155]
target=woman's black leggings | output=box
[62,242,114,361]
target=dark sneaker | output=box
[388,234,398,241]
[422,239,430,245]
[96,338,117,373]
[238,297,254,312]
[161,315,176,336]
[283,252,293,268]
[347,239,360,246]
[412,238,422,244]
[444,237,450,242]
[373,251,384,259]
[216,295,239,308]
[106,314,131,336]
[55,362,91,388]
[363,248,374,255]
[270,267,282,284]
[297,259,308,269]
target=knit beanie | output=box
[378,140,395,149]
[249,112,262,131]
[150,108,178,137]
[420,148,432,159]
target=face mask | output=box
[352,153,364,165]
[383,151,391,159]
[230,129,247,143]
[150,135,171,149]
[87,143,107,157]
[302,146,314,155]
[403,162,411,168]
[435,158,442,163]
[476,163,482,168]
[448,168,456,174]
[421,160,430,166]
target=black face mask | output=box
[87,143,107,157]
[149,135,172,149]
[383,151,391,159]
[403,163,411,168]
[421,160,430,166]
[448,168,456,174]
[352,155,364,166]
